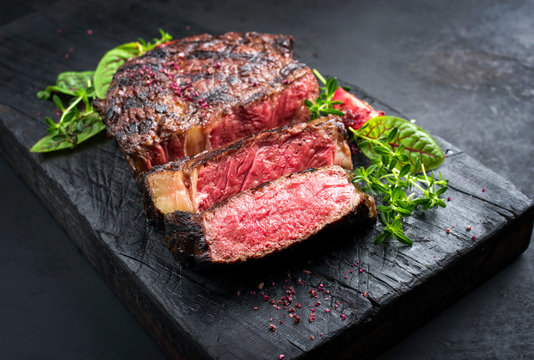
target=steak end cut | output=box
[99,32,319,177]
[165,166,377,265]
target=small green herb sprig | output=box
[305,71,448,245]
[351,122,448,245]
[304,69,345,120]
[31,30,172,153]
[31,72,104,152]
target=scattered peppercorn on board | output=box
[0,7,532,360]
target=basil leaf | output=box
[56,71,94,92]
[30,133,75,152]
[30,112,105,153]
[355,116,445,171]
[37,71,95,100]
[94,42,141,99]
[74,112,106,144]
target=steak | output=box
[165,166,377,264]
[142,117,353,227]
[98,32,318,177]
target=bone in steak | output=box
[98,32,318,177]
[142,117,353,226]
[165,166,377,264]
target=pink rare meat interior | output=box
[206,72,315,149]
[202,167,357,262]
[195,128,337,212]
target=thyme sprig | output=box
[31,72,104,152]
[304,69,345,120]
[351,126,448,245]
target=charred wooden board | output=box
[0,3,532,360]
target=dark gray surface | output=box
[0,0,533,359]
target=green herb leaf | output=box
[354,116,445,171]
[30,133,75,152]
[141,29,173,52]
[37,71,95,100]
[94,42,140,99]
[351,124,448,245]
[56,71,95,93]
[30,110,105,153]
[73,112,106,144]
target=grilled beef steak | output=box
[165,166,377,264]
[142,117,353,226]
[98,32,318,177]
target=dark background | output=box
[1,0,533,359]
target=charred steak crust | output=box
[164,166,377,265]
[141,117,353,227]
[99,32,318,176]
[165,212,210,263]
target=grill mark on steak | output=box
[99,32,318,176]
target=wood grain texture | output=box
[0,1,532,359]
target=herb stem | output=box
[59,96,83,124]
[312,69,327,85]
[407,176,428,194]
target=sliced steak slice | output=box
[98,32,318,177]
[165,166,377,265]
[142,117,353,226]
